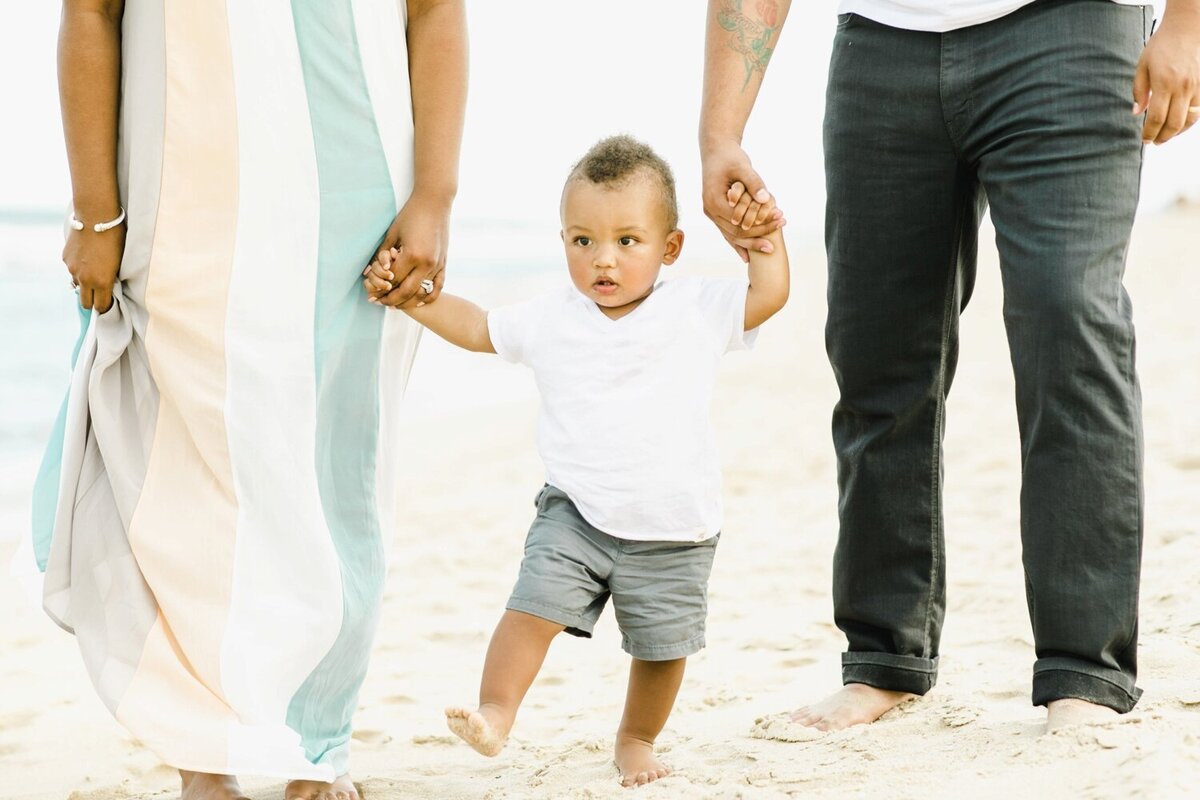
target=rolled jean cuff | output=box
[841,651,938,695]
[1031,657,1142,713]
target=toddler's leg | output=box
[614,657,686,788]
[446,609,564,756]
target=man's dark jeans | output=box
[823,0,1150,712]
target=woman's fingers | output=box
[416,266,446,307]
[94,286,114,314]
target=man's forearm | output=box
[59,2,124,222]
[406,0,468,204]
[700,0,792,151]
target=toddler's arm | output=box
[364,256,495,354]
[743,198,789,331]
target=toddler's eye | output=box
[619,236,636,246]
[575,236,591,246]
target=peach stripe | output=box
[124,0,240,717]
[115,613,232,770]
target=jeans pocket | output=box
[836,12,856,28]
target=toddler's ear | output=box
[662,229,685,265]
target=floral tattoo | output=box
[718,0,780,91]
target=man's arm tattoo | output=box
[718,0,780,91]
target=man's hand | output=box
[63,223,124,314]
[701,141,784,262]
[371,192,450,309]
[1133,4,1200,144]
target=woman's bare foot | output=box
[283,774,360,800]
[179,771,250,800]
[1045,698,1120,732]
[614,734,671,788]
[790,683,915,731]
[445,703,510,756]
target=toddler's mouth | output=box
[593,277,618,295]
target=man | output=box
[700,0,1200,731]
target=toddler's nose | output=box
[593,244,617,268]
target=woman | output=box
[34,1,466,798]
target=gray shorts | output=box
[507,485,719,661]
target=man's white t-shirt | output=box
[838,0,1148,33]
[487,276,756,543]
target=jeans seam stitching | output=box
[925,227,960,661]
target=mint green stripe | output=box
[286,0,395,775]
[32,303,92,571]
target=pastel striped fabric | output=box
[32,0,419,780]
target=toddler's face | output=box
[560,174,683,320]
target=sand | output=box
[2,207,1198,800]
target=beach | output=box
[2,205,1198,800]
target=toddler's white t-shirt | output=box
[838,0,1147,33]
[487,276,757,543]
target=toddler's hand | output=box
[727,181,785,233]
[362,250,396,304]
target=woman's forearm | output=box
[406,0,468,206]
[59,1,124,223]
[700,0,791,152]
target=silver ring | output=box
[419,279,434,295]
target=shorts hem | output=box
[506,597,595,637]
[622,634,705,661]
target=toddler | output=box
[364,135,788,787]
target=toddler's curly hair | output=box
[567,135,679,230]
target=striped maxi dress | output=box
[30,0,421,781]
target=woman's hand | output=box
[371,191,451,309]
[63,223,125,314]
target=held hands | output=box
[701,142,785,262]
[62,223,124,314]
[363,246,435,306]
[1133,6,1200,144]
[366,193,450,308]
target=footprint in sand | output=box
[778,656,818,669]
[939,704,980,728]
[750,713,824,743]
[412,734,460,746]
[351,728,392,745]
[382,693,416,705]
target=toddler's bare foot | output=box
[1045,698,1119,732]
[614,734,671,788]
[445,704,509,756]
[790,683,915,731]
[284,773,360,800]
[179,771,251,800]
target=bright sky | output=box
[2,1,1196,247]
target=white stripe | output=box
[352,0,416,206]
[352,0,422,546]
[222,0,343,729]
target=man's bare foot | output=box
[790,683,915,731]
[284,773,360,800]
[614,734,671,788]
[1045,698,1120,732]
[179,771,251,800]
[445,704,510,756]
